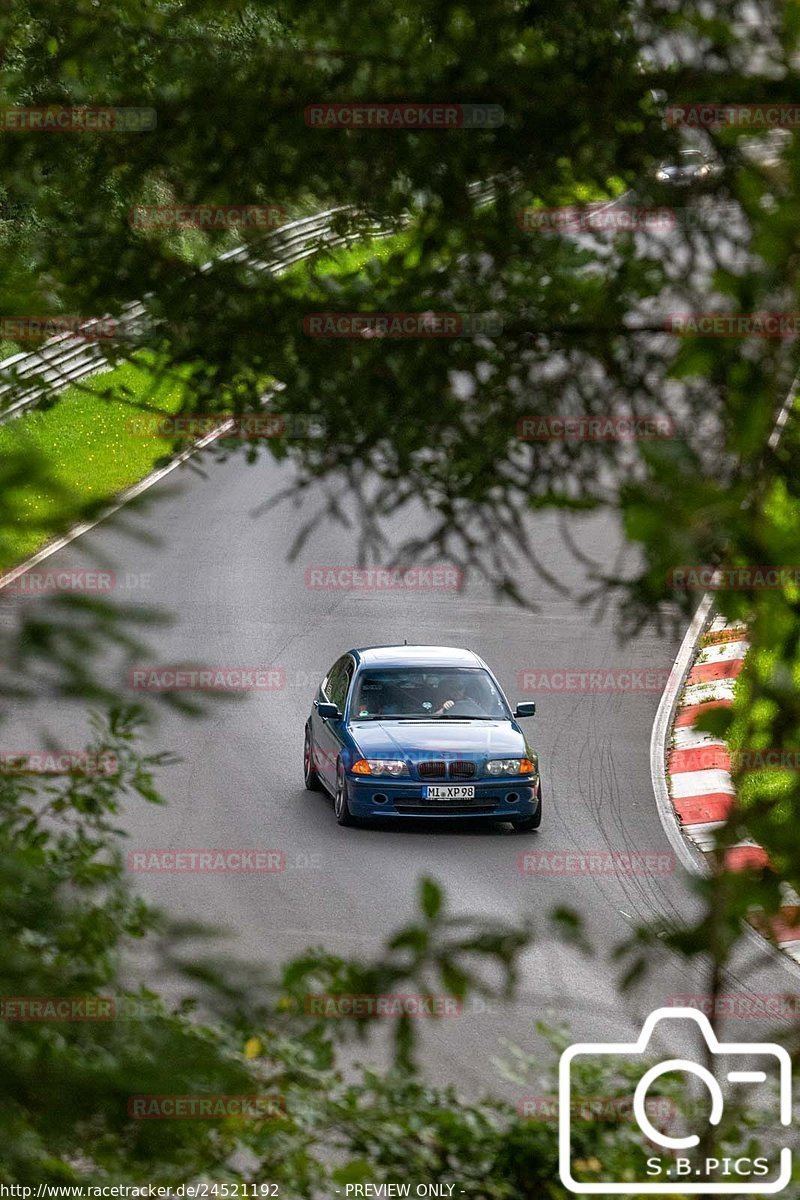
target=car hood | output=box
[349,719,528,758]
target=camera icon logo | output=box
[559,1007,792,1194]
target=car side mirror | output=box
[318,701,342,720]
[514,702,536,718]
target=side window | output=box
[323,657,353,712]
[329,658,353,712]
[341,659,355,707]
[322,659,344,702]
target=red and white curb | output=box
[669,615,748,844]
[652,605,800,969]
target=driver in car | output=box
[433,677,484,717]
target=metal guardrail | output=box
[0,176,512,423]
[0,208,387,421]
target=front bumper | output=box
[346,774,540,820]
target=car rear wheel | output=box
[334,762,358,827]
[304,728,323,791]
[511,780,542,832]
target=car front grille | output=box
[417,759,476,779]
[418,760,447,779]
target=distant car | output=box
[653,148,721,187]
[303,644,542,831]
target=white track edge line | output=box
[649,594,714,875]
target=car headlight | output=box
[486,758,536,776]
[655,169,669,182]
[351,758,409,777]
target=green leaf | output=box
[420,877,443,921]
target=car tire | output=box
[334,762,358,827]
[303,728,323,792]
[512,780,542,832]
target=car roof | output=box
[350,644,485,669]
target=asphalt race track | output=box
[2,448,797,1098]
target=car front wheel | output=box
[334,762,358,827]
[511,779,542,832]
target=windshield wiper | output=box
[350,715,500,722]
[351,715,430,721]
[436,715,498,720]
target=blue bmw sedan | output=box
[303,645,541,830]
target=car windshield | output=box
[350,667,508,721]
[679,150,704,165]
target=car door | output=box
[313,655,354,790]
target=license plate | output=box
[423,785,475,800]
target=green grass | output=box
[0,223,422,572]
[279,227,414,281]
[0,357,193,569]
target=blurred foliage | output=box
[1,0,800,1192]
[0,739,537,1188]
[2,744,790,1192]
